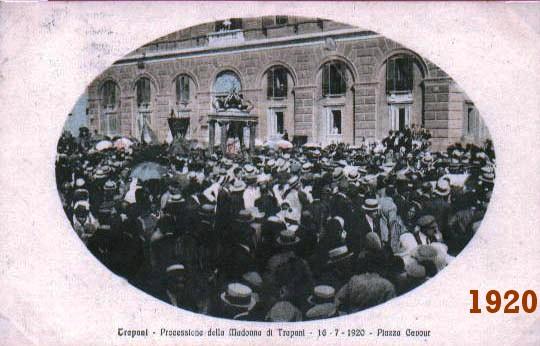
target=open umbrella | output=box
[114,137,133,150]
[95,140,113,151]
[276,139,293,150]
[130,161,167,181]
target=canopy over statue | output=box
[208,89,258,155]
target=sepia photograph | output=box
[56,15,495,322]
[2,2,539,344]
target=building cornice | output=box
[114,29,379,66]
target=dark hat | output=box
[417,215,437,229]
[241,271,263,291]
[276,229,300,247]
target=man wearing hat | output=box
[220,210,257,282]
[304,285,337,320]
[413,215,443,245]
[72,200,99,244]
[423,179,452,242]
[217,283,257,320]
[156,264,197,311]
[347,198,382,255]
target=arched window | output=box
[267,66,288,99]
[136,77,151,107]
[175,75,191,104]
[322,61,348,96]
[213,71,241,95]
[386,55,413,94]
[101,80,118,109]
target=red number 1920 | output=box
[470,290,537,313]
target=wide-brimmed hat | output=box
[307,285,336,306]
[276,229,300,246]
[305,303,337,320]
[422,154,433,164]
[93,168,108,179]
[220,283,256,310]
[265,301,302,322]
[362,198,379,211]
[287,176,300,189]
[230,180,246,192]
[433,179,450,196]
[103,180,117,191]
[243,164,256,175]
[301,162,313,173]
[332,167,344,181]
[327,245,354,264]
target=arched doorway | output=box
[377,53,426,138]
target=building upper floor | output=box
[127,16,363,58]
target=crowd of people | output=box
[56,125,495,321]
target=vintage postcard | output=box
[0,2,539,345]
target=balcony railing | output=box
[207,29,245,47]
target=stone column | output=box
[208,120,215,154]
[220,121,228,154]
[249,122,256,152]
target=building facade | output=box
[85,16,490,151]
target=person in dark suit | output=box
[347,198,381,255]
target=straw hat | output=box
[220,283,256,310]
[327,245,354,264]
[433,179,450,196]
[362,198,379,212]
[229,180,247,192]
[307,285,336,306]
